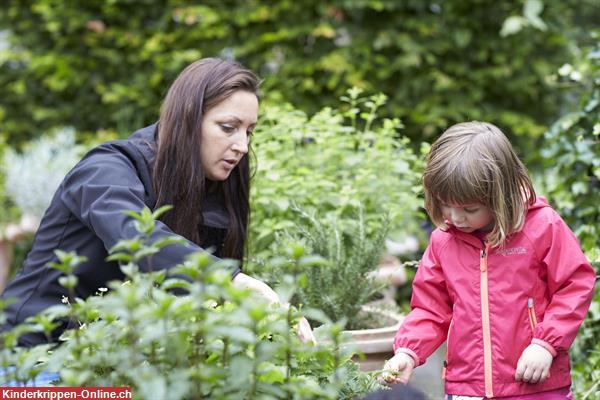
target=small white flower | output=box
[570,70,582,81]
[558,64,572,76]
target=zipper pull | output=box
[528,297,534,308]
[480,249,487,272]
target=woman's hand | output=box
[296,316,317,344]
[381,351,415,385]
[232,272,280,304]
[515,343,553,384]
[232,272,316,344]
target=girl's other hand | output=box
[515,343,553,383]
[381,351,415,385]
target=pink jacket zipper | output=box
[480,243,493,398]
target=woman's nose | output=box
[232,133,248,154]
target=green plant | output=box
[264,206,390,330]
[541,34,600,251]
[537,35,600,398]
[0,207,384,399]
[249,89,425,266]
[0,137,20,236]
[571,248,600,400]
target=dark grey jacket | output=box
[2,124,239,346]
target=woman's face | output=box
[200,90,258,181]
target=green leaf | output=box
[500,16,527,37]
[152,205,173,220]
[58,275,78,289]
[523,0,547,31]
[258,364,286,384]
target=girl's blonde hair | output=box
[423,121,536,247]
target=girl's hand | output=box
[381,351,415,384]
[515,343,553,383]
[232,272,317,344]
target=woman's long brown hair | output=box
[153,58,259,264]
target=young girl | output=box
[383,122,595,399]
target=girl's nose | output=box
[450,209,465,224]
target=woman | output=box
[1,58,315,350]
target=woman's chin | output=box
[206,171,232,182]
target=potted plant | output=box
[261,206,404,372]
[246,90,426,373]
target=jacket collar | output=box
[445,225,486,249]
[129,123,158,169]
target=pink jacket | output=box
[394,197,595,397]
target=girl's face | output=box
[200,90,258,181]
[441,202,494,233]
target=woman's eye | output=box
[220,124,236,133]
[464,208,479,213]
[246,130,254,137]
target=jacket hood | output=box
[528,195,552,211]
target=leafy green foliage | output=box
[0,139,20,228]
[541,35,600,250]
[539,34,600,399]
[0,208,384,399]
[265,206,389,330]
[248,89,425,264]
[0,1,597,154]
[571,249,600,400]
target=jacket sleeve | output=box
[531,212,596,355]
[59,144,238,276]
[393,234,453,366]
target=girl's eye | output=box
[246,130,254,137]
[464,208,479,213]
